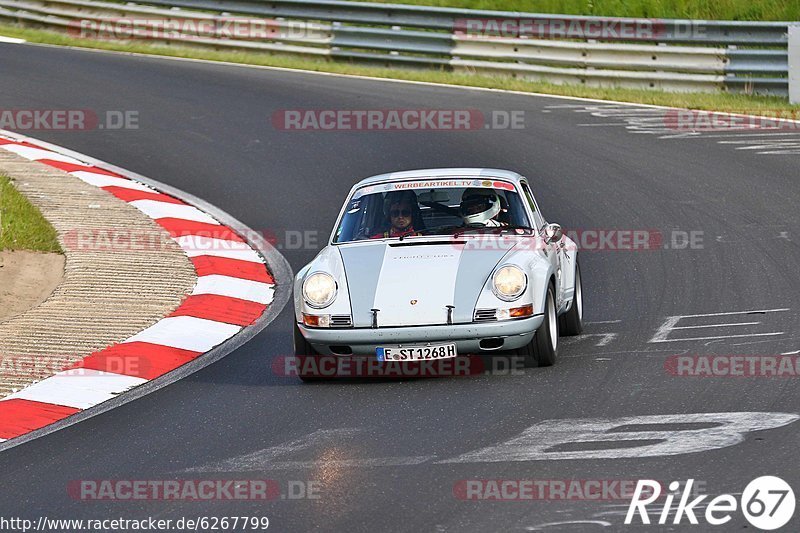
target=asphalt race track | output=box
[1,42,800,531]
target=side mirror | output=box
[544,223,563,244]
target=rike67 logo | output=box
[626,476,795,530]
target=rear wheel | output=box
[515,284,558,368]
[293,322,321,382]
[559,262,583,336]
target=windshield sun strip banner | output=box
[353,179,516,199]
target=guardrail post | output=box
[790,24,800,104]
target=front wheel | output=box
[293,322,321,382]
[514,284,558,368]
[533,285,559,367]
[559,262,583,336]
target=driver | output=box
[460,188,506,227]
[372,190,421,238]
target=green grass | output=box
[0,175,62,253]
[1,22,798,116]
[352,0,799,21]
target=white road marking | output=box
[219,428,360,468]
[702,132,800,139]
[721,138,800,144]
[649,316,682,343]
[671,322,761,329]
[439,412,799,462]
[187,412,800,471]
[782,350,800,355]
[183,429,430,472]
[527,521,611,531]
[683,333,784,342]
[654,332,783,343]
[565,333,618,347]
[731,143,800,150]
[3,370,147,410]
[123,316,240,352]
[671,308,789,318]
[723,339,795,349]
[562,321,620,346]
[560,348,677,360]
[649,308,790,343]
[252,456,436,470]
[592,333,617,346]
[0,35,25,44]
[558,103,800,157]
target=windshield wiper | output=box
[491,224,536,234]
[404,226,462,239]
[453,225,484,238]
[454,224,536,238]
[398,224,533,241]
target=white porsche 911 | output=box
[293,168,583,377]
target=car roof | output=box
[354,168,525,187]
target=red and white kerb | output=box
[0,135,274,443]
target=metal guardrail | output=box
[0,0,794,97]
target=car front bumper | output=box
[298,315,543,356]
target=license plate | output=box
[376,343,457,361]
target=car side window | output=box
[520,182,545,229]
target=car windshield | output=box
[333,178,532,243]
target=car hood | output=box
[339,238,517,327]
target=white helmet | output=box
[460,188,501,225]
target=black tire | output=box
[559,262,584,336]
[533,285,559,367]
[514,331,538,368]
[515,284,558,368]
[293,322,321,382]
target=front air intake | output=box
[474,308,497,322]
[330,315,353,327]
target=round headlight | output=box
[303,272,337,308]
[492,265,527,301]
